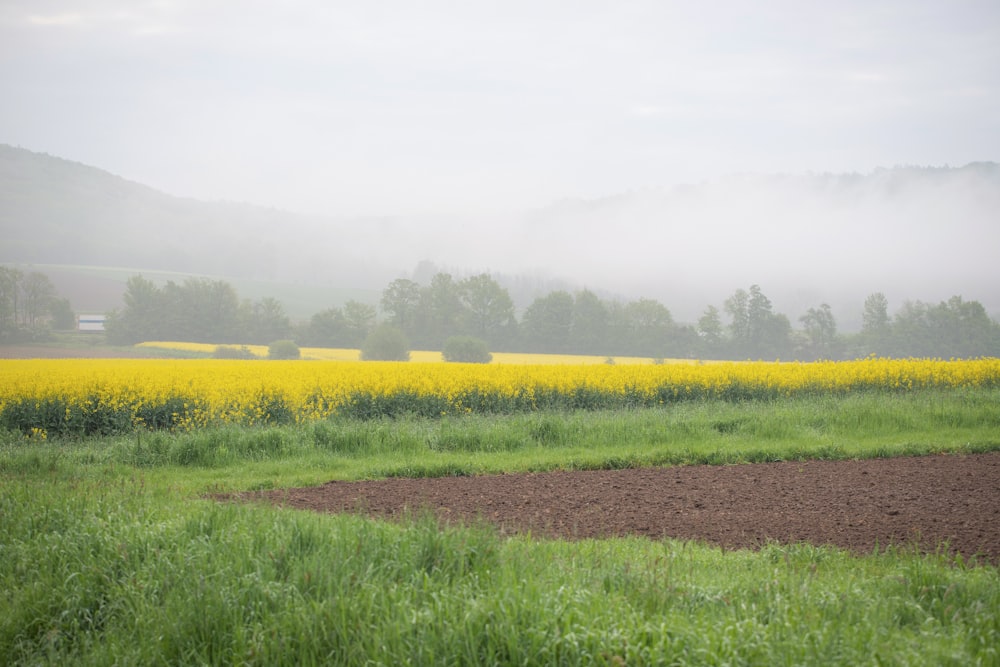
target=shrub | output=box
[267,340,301,360]
[213,345,258,360]
[361,325,410,361]
[442,336,492,363]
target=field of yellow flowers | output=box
[3,356,999,437]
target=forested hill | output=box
[0,144,391,287]
[2,144,998,324]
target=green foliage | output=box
[361,324,410,361]
[442,335,492,363]
[2,418,999,665]
[0,266,63,341]
[49,297,75,330]
[267,339,300,360]
[212,345,258,359]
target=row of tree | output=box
[0,267,74,342]
[10,267,1000,360]
[105,276,292,345]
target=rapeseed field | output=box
[2,356,998,436]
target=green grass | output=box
[2,390,999,665]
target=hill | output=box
[2,144,998,325]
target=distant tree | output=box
[521,290,574,353]
[457,274,516,347]
[799,303,838,360]
[380,278,422,335]
[49,297,76,330]
[0,267,24,335]
[361,324,410,361]
[724,288,750,352]
[697,305,724,357]
[569,289,609,355]
[213,344,259,359]
[418,273,465,348]
[267,339,301,360]
[442,335,492,363]
[240,297,291,345]
[724,285,791,359]
[105,275,161,344]
[19,272,56,329]
[302,307,347,347]
[891,296,1000,358]
[342,300,377,347]
[621,298,673,357]
[106,275,243,344]
[859,292,892,356]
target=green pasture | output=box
[2,390,999,665]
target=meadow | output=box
[2,354,999,664]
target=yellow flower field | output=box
[2,356,999,435]
[137,341,680,364]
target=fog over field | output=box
[2,1,999,325]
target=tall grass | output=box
[2,390,999,664]
[2,473,998,665]
[3,390,997,488]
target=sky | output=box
[2,0,999,218]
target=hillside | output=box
[2,144,998,324]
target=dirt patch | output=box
[226,452,1000,562]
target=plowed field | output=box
[230,452,1000,562]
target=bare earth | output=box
[227,452,1000,563]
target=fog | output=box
[306,164,1000,326]
[2,2,999,327]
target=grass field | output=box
[2,384,1000,664]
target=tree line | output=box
[0,267,74,342]
[99,271,1000,360]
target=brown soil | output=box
[227,452,1000,562]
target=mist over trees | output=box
[5,263,1000,359]
[0,266,72,342]
[105,276,292,346]
[103,272,1000,360]
[4,146,999,330]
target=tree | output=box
[380,278,422,335]
[570,289,609,355]
[49,297,76,330]
[106,275,162,344]
[697,305,724,357]
[892,295,1000,358]
[860,292,892,356]
[240,297,291,345]
[442,336,492,363]
[724,288,750,351]
[106,275,244,344]
[458,274,516,346]
[302,307,347,347]
[342,300,377,347]
[621,298,673,357]
[20,272,56,329]
[420,273,465,348]
[799,303,838,360]
[267,339,301,360]
[361,324,410,361]
[521,290,574,353]
[0,267,24,335]
[724,285,791,359]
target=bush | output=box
[442,336,492,363]
[213,345,258,360]
[361,325,410,361]
[267,339,301,360]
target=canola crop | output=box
[2,357,999,436]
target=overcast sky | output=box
[2,1,998,217]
